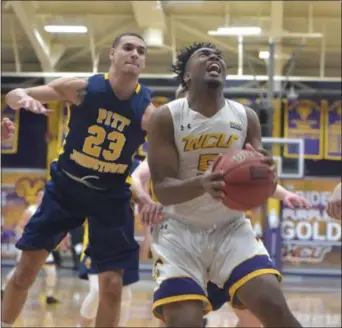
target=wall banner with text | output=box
[284,100,324,159]
[324,100,341,161]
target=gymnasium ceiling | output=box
[1,1,341,79]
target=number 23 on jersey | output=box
[82,109,131,161]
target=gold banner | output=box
[283,99,324,159]
[2,170,46,227]
[324,100,341,160]
[280,178,341,267]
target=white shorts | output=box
[151,218,281,320]
[16,250,55,265]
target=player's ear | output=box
[109,48,115,61]
[184,72,191,86]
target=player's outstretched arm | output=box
[5,77,88,114]
[148,106,224,206]
[273,184,310,209]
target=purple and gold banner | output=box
[284,100,324,159]
[280,179,341,272]
[1,170,46,258]
[324,100,341,161]
[1,96,20,154]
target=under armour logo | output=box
[180,124,191,130]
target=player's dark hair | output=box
[172,42,220,87]
[112,32,145,48]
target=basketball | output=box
[213,150,276,211]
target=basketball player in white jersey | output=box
[138,160,308,327]
[1,190,60,305]
[147,42,304,327]
[141,85,309,327]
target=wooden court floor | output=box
[1,268,341,327]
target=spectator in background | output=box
[1,118,15,141]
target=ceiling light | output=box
[208,26,262,36]
[44,25,88,34]
[259,51,291,60]
[259,51,270,59]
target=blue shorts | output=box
[207,282,228,311]
[79,253,139,286]
[16,162,139,274]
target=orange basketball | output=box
[213,150,276,211]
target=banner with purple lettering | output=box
[324,100,341,160]
[1,170,46,259]
[280,179,341,275]
[284,100,323,159]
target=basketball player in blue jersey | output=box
[3,32,155,328]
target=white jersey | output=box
[164,97,248,229]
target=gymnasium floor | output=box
[1,267,341,327]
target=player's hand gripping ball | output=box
[212,145,277,211]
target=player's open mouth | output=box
[125,62,139,67]
[207,63,221,75]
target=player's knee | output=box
[99,271,122,302]
[13,250,48,289]
[12,266,37,290]
[254,288,289,321]
[234,309,261,327]
[163,301,203,327]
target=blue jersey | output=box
[57,73,151,192]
